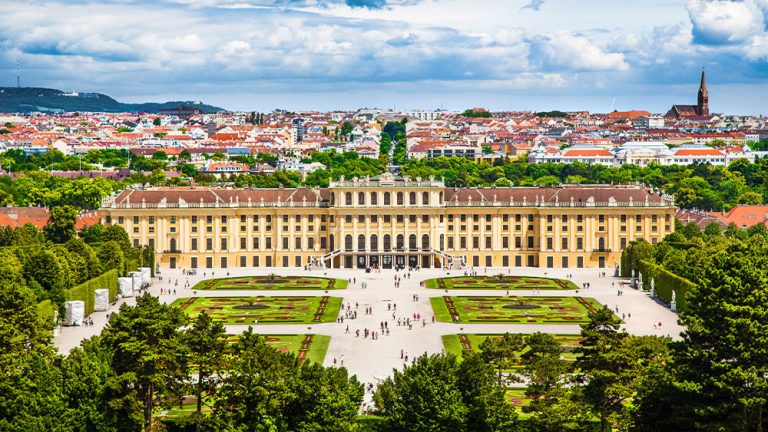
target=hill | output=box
[0,87,226,114]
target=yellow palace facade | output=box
[99,173,676,270]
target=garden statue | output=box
[671,290,677,312]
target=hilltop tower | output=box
[697,68,709,116]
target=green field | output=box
[506,388,533,409]
[172,296,342,324]
[424,275,578,290]
[442,334,582,365]
[430,296,606,324]
[223,333,330,365]
[193,275,347,291]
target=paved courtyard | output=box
[55,266,684,387]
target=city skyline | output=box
[1,0,768,114]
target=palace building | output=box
[99,173,676,270]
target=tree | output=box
[23,248,66,305]
[479,332,523,385]
[179,149,192,160]
[66,238,103,280]
[456,352,519,432]
[101,294,189,431]
[574,307,657,432]
[211,327,299,430]
[97,241,126,274]
[44,205,78,243]
[374,353,517,432]
[374,354,469,432]
[153,117,162,126]
[667,237,768,431]
[183,311,226,429]
[284,362,364,432]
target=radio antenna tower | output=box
[16,59,20,88]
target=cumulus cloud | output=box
[528,33,629,72]
[687,0,765,45]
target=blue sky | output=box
[1,0,767,114]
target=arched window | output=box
[439,192,443,204]
[598,237,606,251]
[421,234,430,250]
[370,234,378,251]
[170,238,177,252]
[371,192,378,205]
[409,192,416,205]
[439,234,445,250]
[345,192,352,206]
[330,234,335,251]
[397,192,404,206]
[396,234,404,250]
[383,234,391,251]
[422,192,429,205]
[345,234,353,251]
[409,234,417,250]
[358,234,366,251]
[330,192,335,206]
[358,192,365,206]
[384,192,391,205]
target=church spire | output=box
[697,68,709,116]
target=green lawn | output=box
[506,387,533,409]
[424,275,578,290]
[431,296,607,324]
[192,275,347,291]
[172,296,342,324]
[223,333,330,365]
[442,334,582,365]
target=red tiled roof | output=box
[674,148,723,156]
[705,205,768,229]
[563,149,613,157]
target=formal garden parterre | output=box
[172,296,342,324]
[424,275,578,290]
[223,333,330,366]
[192,275,348,291]
[442,333,582,366]
[430,295,607,324]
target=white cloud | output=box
[687,0,765,45]
[528,33,629,72]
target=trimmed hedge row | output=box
[37,299,57,329]
[638,260,695,312]
[64,269,119,316]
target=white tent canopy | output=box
[64,301,85,326]
[94,289,109,311]
[118,277,134,297]
[130,271,142,292]
[139,267,151,285]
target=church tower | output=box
[697,68,709,116]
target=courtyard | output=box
[171,296,342,324]
[56,266,685,386]
[431,295,608,324]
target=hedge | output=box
[638,259,695,312]
[37,299,57,329]
[64,269,119,316]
